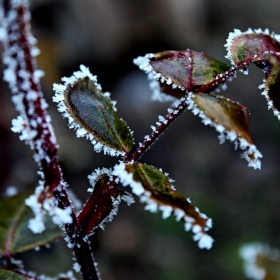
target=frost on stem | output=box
[53,65,134,157]
[25,182,73,234]
[239,243,280,280]
[113,162,214,249]
[186,93,262,169]
[0,0,72,232]
[0,0,56,161]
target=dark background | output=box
[1,0,280,279]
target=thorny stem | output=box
[0,1,100,279]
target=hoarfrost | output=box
[239,243,280,280]
[133,54,184,103]
[113,162,213,249]
[98,194,134,231]
[88,167,113,191]
[26,182,74,233]
[186,93,262,169]
[197,233,214,250]
[159,205,173,219]
[113,162,145,195]
[11,115,26,133]
[53,65,125,157]
[258,79,280,121]
[73,262,81,273]
[225,28,280,66]
[51,206,72,225]
[25,183,46,233]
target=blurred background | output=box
[1,0,280,279]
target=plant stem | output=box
[0,1,100,279]
[128,97,188,162]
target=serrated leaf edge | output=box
[225,28,280,66]
[113,162,214,249]
[53,65,125,157]
[259,78,280,121]
[186,93,262,169]
[133,54,185,103]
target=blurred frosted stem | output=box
[0,0,100,279]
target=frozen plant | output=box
[1,0,280,279]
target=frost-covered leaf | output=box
[240,243,280,280]
[134,50,230,100]
[53,65,134,157]
[0,270,26,280]
[255,54,280,120]
[226,29,280,120]
[113,162,213,249]
[0,193,61,254]
[78,174,134,235]
[186,92,262,169]
[225,28,280,66]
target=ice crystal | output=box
[0,0,57,170]
[87,167,113,192]
[259,79,280,121]
[97,193,134,231]
[133,54,181,103]
[113,162,145,196]
[53,65,125,157]
[26,181,74,233]
[186,93,262,169]
[113,162,213,249]
[225,28,280,65]
[239,243,280,280]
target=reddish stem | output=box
[1,1,100,279]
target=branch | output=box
[0,1,100,279]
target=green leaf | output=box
[255,54,280,118]
[134,50,230,99]
[187,92,262,169]
[64,76,134,155]
[0,193,61,254]
[225,29,280,122]
[113,162,214,249]
[0,270,26,280]
[226,29,280,65]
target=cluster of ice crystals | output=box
[98,193,134,231]
[113,162,145,196]
[53,65,124,157]
[25,183,46,233]
[112,162,213,249]
[73,262,81,273]
[225,28,280,66]
[25,182,73,234]
[186,93,262,169]
[0,0,58,167]
[239,243,280,280]
[87,167,113,192]
[258,79,280,121]
[133,54,183,103]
